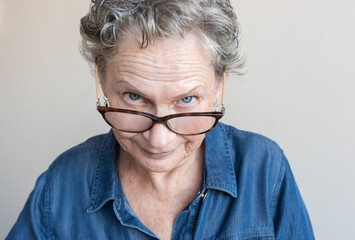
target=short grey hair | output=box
[80,0,244,80]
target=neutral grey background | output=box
[1,0,354,239]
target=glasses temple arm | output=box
[95,65,101,107]
[221,73,226,111]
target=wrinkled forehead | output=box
[104,32,217,87]
[112,32,213,66]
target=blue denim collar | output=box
[203,123,238,198]
[87,131,117,213]
[87,123,237,213]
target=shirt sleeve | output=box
[272,156,315,239]
[6,171,49,240]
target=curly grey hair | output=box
[80,0,244,81]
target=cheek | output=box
[183,134,205,155]
[113,130,139,150]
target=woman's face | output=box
[102,33,222,173]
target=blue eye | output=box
[124,92,142,102]
[179,96,197,104]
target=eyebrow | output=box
[115,79,150,99]
[174,85,207,100]
[116,79,207,100]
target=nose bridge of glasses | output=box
[142,114,176,136]
[146,113,186,135]
[147,113,170,123]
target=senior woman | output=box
[7,0,314,239]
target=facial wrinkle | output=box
[111,60,212,83]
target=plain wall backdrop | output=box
[1,0,354,239]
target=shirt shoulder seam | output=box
[270,153,287,214]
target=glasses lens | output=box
[104,112,152,132]
[167,116,217,134]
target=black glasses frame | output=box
[97,106,225,135]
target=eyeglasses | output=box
[97,106,224,135]
[95,66,226,135]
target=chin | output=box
[141,161,176,173]
[135,151,187,173]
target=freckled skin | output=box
[101,33,222,240]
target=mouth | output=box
[142,149,175,159]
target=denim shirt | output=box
[7,123,314,239]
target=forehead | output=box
[106,32,215,85]
[117,32,211,62]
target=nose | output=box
[142,121,176,149]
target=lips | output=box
[142,149,175,159]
